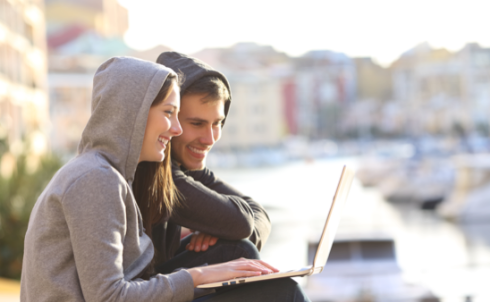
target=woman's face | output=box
[139,82,182,163]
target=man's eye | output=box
[191,122,202,126]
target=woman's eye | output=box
[165,110,174,116]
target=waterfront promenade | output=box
[0,277,20,302]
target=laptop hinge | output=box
[309,266,324,275]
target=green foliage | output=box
[0,153,62,279]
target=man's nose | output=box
[199,126,215,146]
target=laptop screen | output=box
[312,166,355,271]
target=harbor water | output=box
[213,157,490,302]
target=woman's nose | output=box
[171,118,183,137]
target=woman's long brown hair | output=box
[132,72,181,243]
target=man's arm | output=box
[170,162,271,251]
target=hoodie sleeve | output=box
[62,168,195,302]
[170,163,271,251]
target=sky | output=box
[118,0,490,66]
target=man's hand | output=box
[186,230,218,252]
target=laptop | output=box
[197,165,355,288]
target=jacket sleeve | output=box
[170,162,271,250]
[62,168,195,302]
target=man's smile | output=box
[187,145,209,158]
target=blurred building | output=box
[48,72,92,154]
[457,43,490,134]
[391,42,458,104]
[46,0,132,156]
[354,57,392,102]
[292,50,357,139]
[0,0,49,161]
[194,44,358,148]
[339,58,393,138]
[389,42,490,137]
[45,0,127,38]
[222,71,285,149]
[193,43,290,151]
[392,42,464,137]
[339,42,490,140]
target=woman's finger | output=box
[229,258,278,273]
[254,259,279,272]
[233,270,263,277]
[229,260,274,274]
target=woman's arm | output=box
[63,168,194,302]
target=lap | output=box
[155,237,310,302]
[192,278,311,302]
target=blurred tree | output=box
[0,143,62,279]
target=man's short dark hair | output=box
[184,76,230,103]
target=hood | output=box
[156,51,232,126]
[78,56,175,183]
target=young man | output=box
[152,52,310,302]
[152,52,271,270]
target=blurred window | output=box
[360,240,395,260]
[7,46,13,81]
[26,65,35,88]
[0,0,6,24]
[254,124,264,133]
[16,7,25,37]
[327,242,351,261]
[25,23,34,45]
[49,89,61,109]
[14,49,22,83]
[255,104,261,114]
[0,45,6,75]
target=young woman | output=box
[21,57,309,302]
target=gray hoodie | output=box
[21,57,195,302]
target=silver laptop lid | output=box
[311,165,354,274]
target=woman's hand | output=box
[187,258,279,287]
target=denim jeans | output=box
[155,236,311,302]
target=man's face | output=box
[171,93,225,170]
